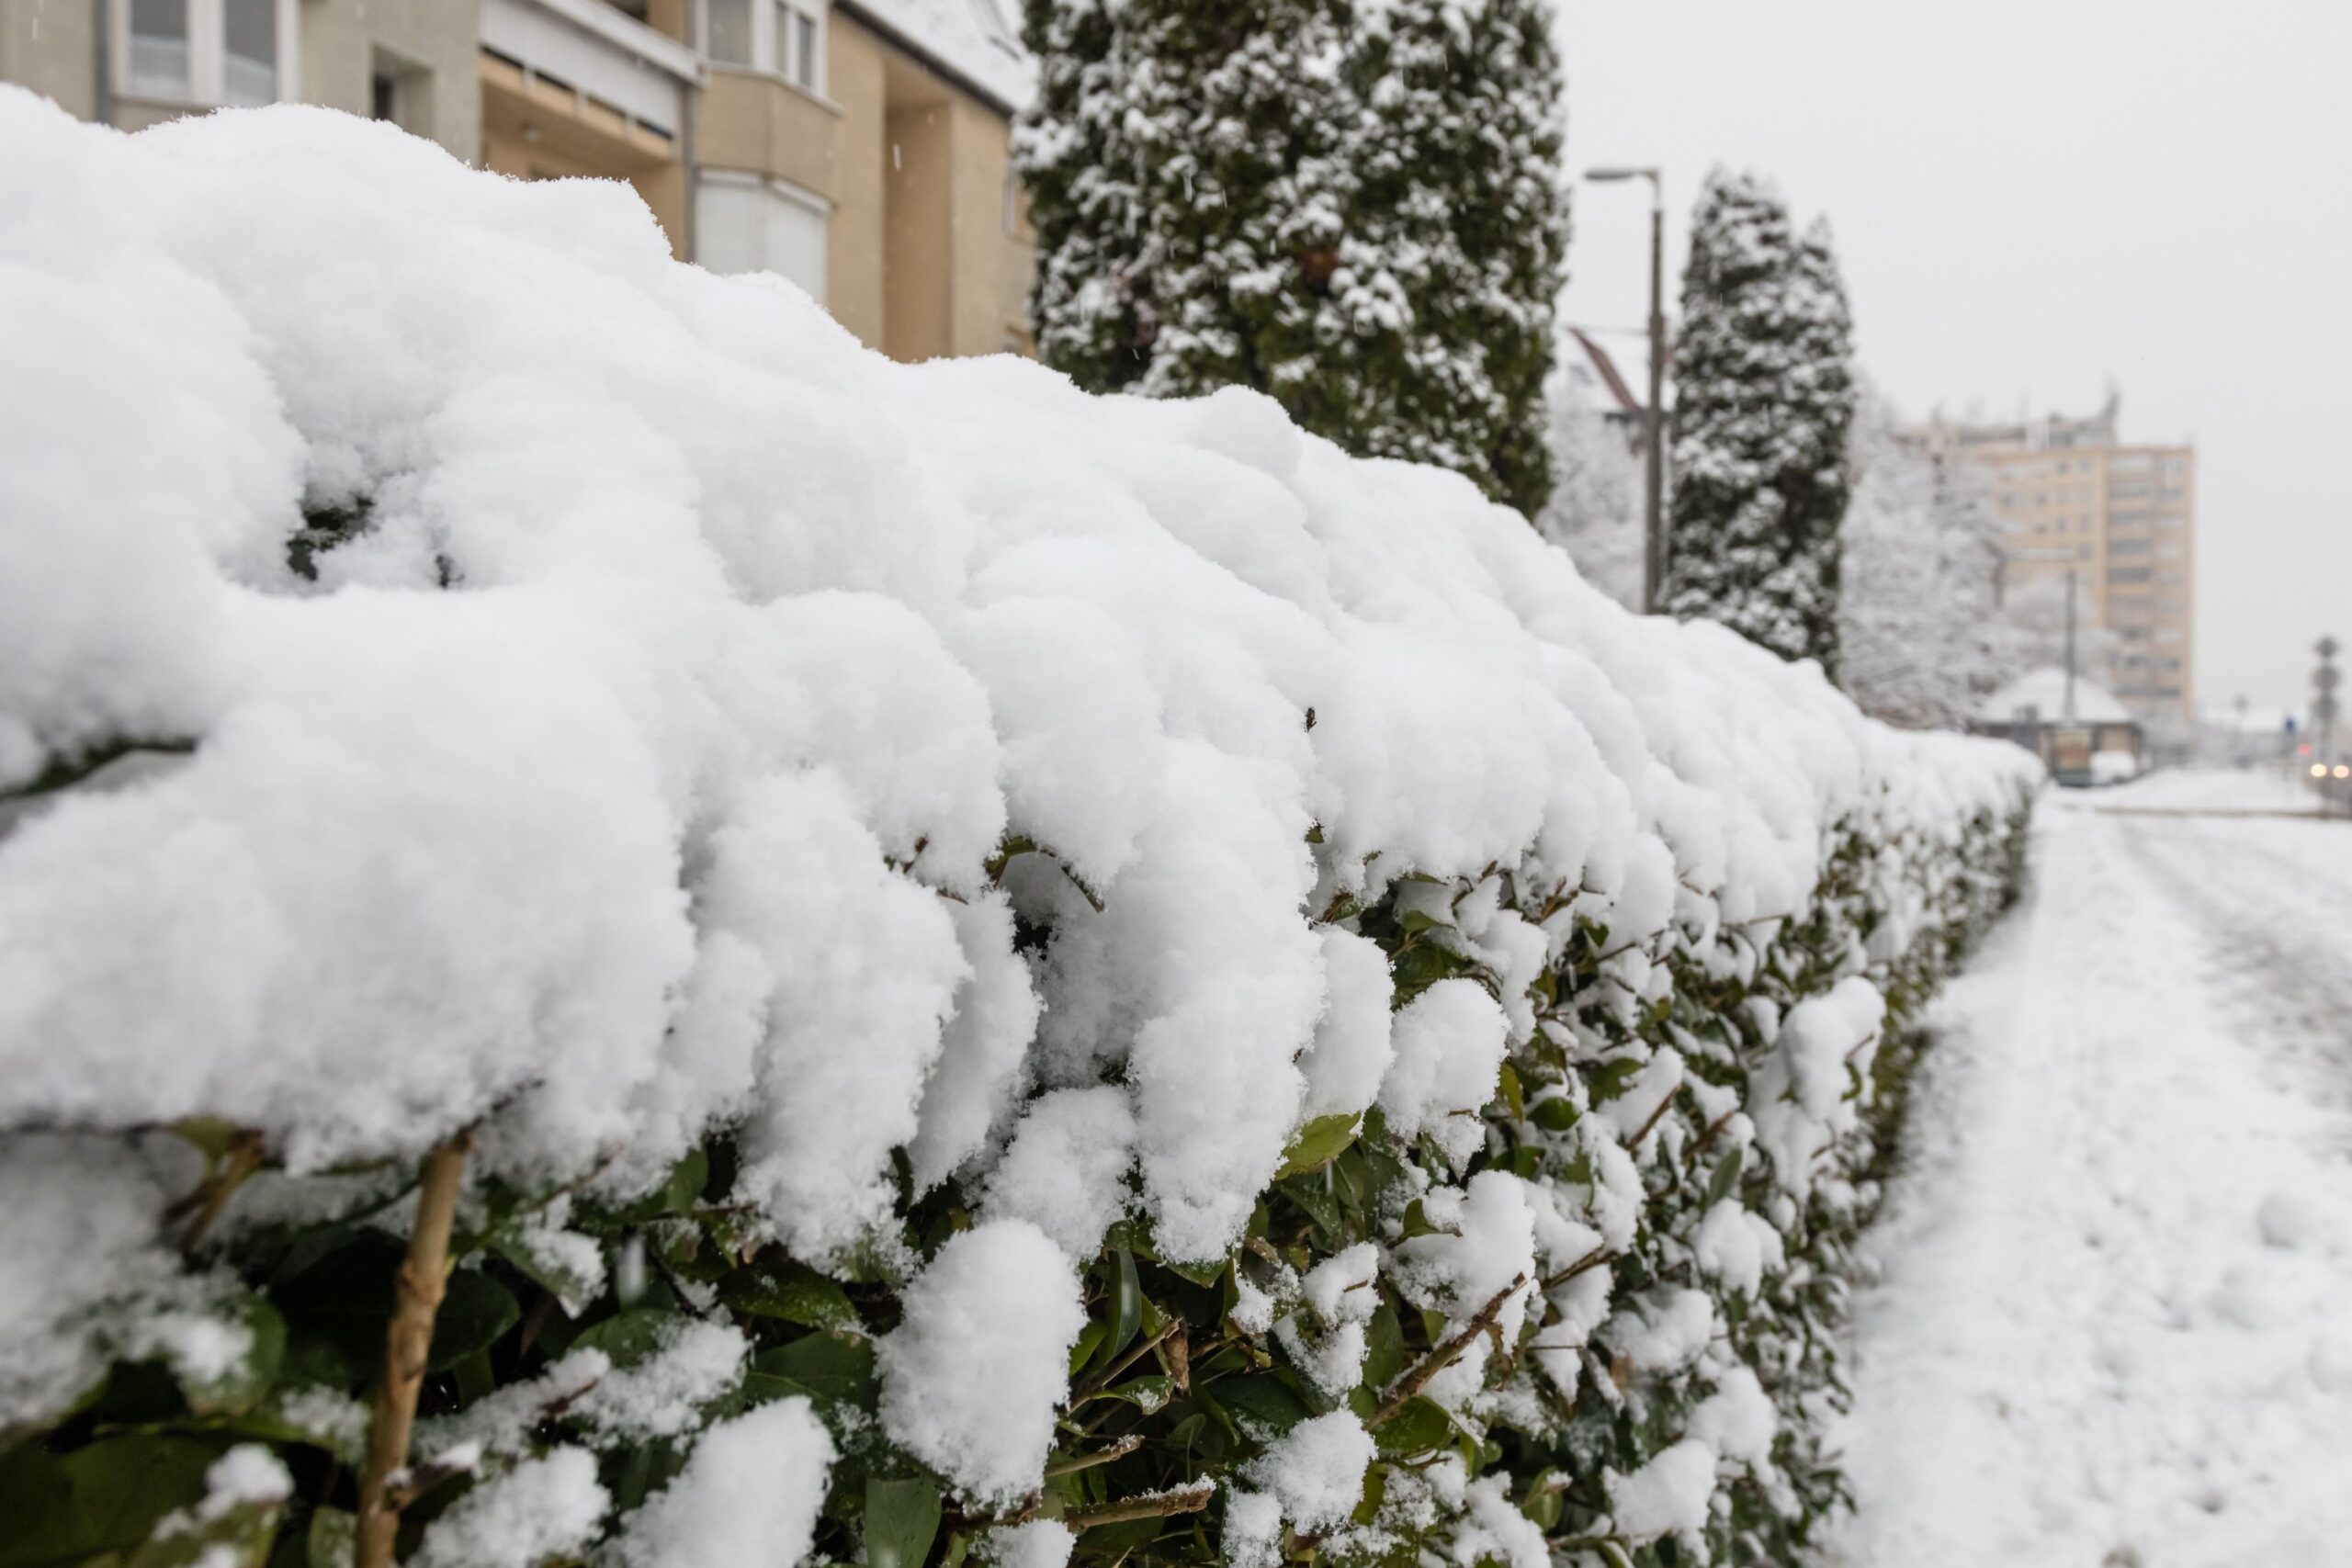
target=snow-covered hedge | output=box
[0,95,2039,1568]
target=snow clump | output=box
[608,1399,834,1568]
[877,1220,1087,1503]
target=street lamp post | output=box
[1585,165,1667,614]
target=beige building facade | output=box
[694,0,1035,360]
[4,0,482,155]
[3,0,1034,363]
[1922,402,2197,718]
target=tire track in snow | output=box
[1828,800,2352,1568]
[2114,815,2352,1121]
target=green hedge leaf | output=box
[864,1475,942,1568]
[718,1257,861,1333]
[1372,1396,1454,1454]
[1276,1114,1361,1179]
[749,1332,879,1411]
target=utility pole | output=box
[2316,637,2341,784]
[1644,192,1667,614]
[2310,637,2343,816]
[1584,165,1668,613]
[2063,570,2079,721]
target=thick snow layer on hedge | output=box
[0,90,2041,1525]
[416,1450,607,1568]
[609,1400,834,1568]
[877,1222,1087,1503]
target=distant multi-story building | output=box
[1,0,1036,363]
[1917,397,2196,718]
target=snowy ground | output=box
[2086,763,2324,816]
[1828,769,2352,1566]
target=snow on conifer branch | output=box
[1664,169,1858,675]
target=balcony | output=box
[479,0,702,249]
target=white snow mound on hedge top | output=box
[0,91,2038,1287]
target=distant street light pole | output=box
[1584,165,1667,614]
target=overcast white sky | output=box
[1553,0,2352,717]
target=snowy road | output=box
[1827,772,2352,1567]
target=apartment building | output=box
[1,0,1035,362]
[1,0,483,153]
[1918,400,2197,718]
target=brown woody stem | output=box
[1071,1323,1178,1405]
[355,1130,472,1568]
[172,1130,266,1255]
[1370,1272,1529,1428]
[1063,1483,1216,1531]
[1540,1246,1615,1292]
[1043,1434,1146,1478]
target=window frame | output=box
[695,168,832,299]
[116,0,299,107]
[701,0,824,96]
[704,0,755,66]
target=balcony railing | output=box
[481,0,701,144]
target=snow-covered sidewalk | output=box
[1828,772,2352,1566]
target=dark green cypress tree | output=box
[1016,0,1567,517]
[1664,171,1856,671]
[1317,0,1566,516]
[1017,0,1351,400]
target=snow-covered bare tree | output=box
[1994,572,2118,690]
[1838,392,2008,728]
[1663,170,1856,672]
[1534,370,1644,609]
[1017,0,1568,516]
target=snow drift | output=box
[0,92,2038,1568]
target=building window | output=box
[120,0,291,105]
[129,0,191,96]
[707,0,752,64]
[706,0,821,91]
[368,47,432,137]
[789,5,820,89]
[696,172,829,300]
[220,0,274,104]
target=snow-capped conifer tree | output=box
[1017,0,1567,516]
[1664,171,1856,671]
[1017,0,1351,398]
[1314,0,1567,515]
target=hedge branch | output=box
[1043,1433,1145,1477]
[355,1129,472,1568]
[1627,1085,1681,1149]
[165,1128,266,1255]
[1541,1245,1614,1292]
[1062,1481,1216,1531]
[1071,1322,1178,1405]
[1371,1272,1528,1428]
